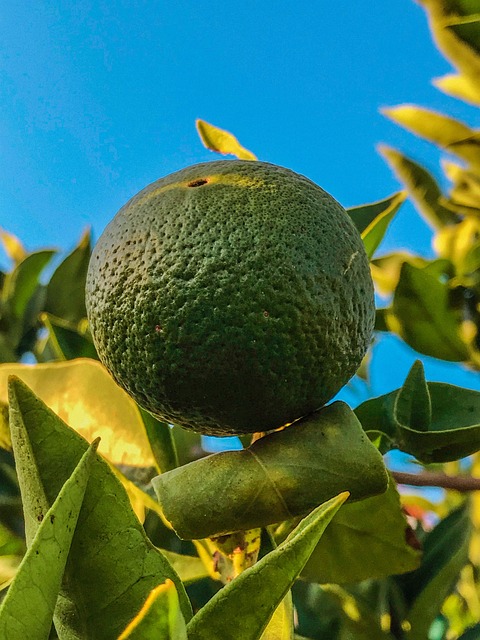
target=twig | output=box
[392,470,480,492]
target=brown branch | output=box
[392,470,480,492]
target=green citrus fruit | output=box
[86,160,374,436]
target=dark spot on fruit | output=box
[37,514,44,522]
[187,178,208,188]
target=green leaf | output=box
[388,262,469,362]
[0,441,97,640]
[117,579,187,640]
[153,402,388,539]
[448,14,480,59]
[382,105,480,166]
[196,119,257,160]
[260,593,294,640]
[394,360,431,432]
[378,145,458,228]
[140,408,178,473]
[36,313,98,361]
[186,493,348,640]
[396,504,472,640]
[1,250,55,319]
[44,229,91,323]
[347,192,406,258]
[157,550,210,585]
[355,361,480,462]
[7,377,192,639]
[371,252,431,297]
[0,520,24,557]
[0,359,156,468]
[458,623,480,639]
[293,478,420,584]
[397,381,480,463]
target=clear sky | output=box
[2,0,480,399]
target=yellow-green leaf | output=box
[433,73,480,107]
[379,144,458,229]
[7,376,192,638]
[186,493,348,640]
[260,593,294,640]
[382,105,480,166]
[196,119,257,160]
[419,0,480,84]
[348,192,406,258]
[370,252,430,297]
[118,580,187,640]
[0,359,156,468]
[0,441,97,640]
[0,230,26,264]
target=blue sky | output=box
[2,0,480,399]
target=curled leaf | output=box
[153,402,387,539]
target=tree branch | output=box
[392,470,480,492]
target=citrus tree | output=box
[0,1,480,638]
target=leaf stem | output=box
[392,470,480,492]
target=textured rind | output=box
[86,160,375,435]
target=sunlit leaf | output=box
[434,73,480,106]
[371,253,446,298]
[196,119,257,160]
[209,528,261,583]
[8,377,192,638]
[0,229,26,264]
[441,161,480,214]
[153,402,387,539]
[117,579,187,640]
[0,359,155,467]
[434,218,480,276]
[186,493,348,640]
[347,192,406,258]
[0,441,96,640]
[419,0,480,86]
[382,105,480,166]
[378,145,458,229]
